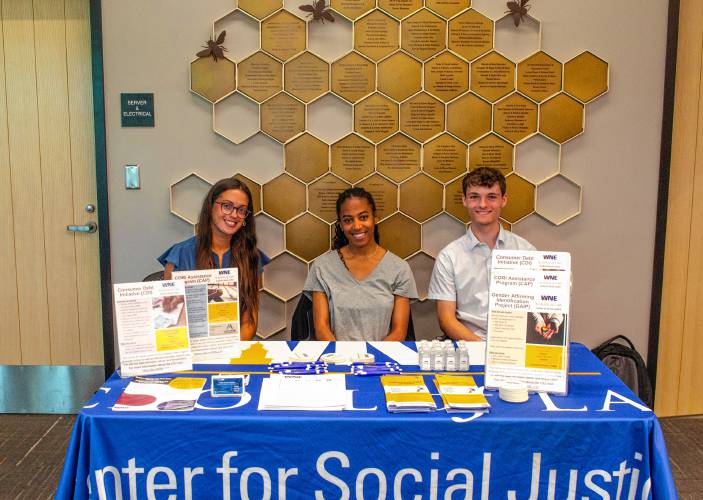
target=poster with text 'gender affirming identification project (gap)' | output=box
[485,250,571,395]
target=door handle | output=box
[67,221,98,233]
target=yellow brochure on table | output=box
[434,374,490,412]
[381,375,436,413]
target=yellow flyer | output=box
[434,374,490,412]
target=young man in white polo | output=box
[428,167,535,340]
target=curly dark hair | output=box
[462,167,507,196]
[195,177,259,322]
[332,187,380,250]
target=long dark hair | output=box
[195,178,259,321]
[332,187,380,250]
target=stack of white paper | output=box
[258,374,347,411]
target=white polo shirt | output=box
[428,227,535,339]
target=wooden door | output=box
[0,0,102,366]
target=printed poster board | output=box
[485,250,571,395]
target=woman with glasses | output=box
[158,178,268,340]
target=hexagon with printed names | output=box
[377,133,421,183]
[356,173,398,221]
[331,52,376,103]
[493,92,538,144]
[261,10,306,62]
[378,0,422,19]
[354,93,399,143]
[284,52,329,103]
[308,173,352,223]
[331,133,376,183]
[260,92,305,143]
[448,10,493,61]
[400,92,445,143]
[424,52,469,103]
[423,133,468,183]
[354,11,400,62]
[471,51,516,103]
[332,0,375,21]
[517,51,562,103]
[237,52,282,103]
[401,9,447,61]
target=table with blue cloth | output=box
[57,343,677,499]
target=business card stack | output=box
[381,375,436,413]
[434,374,491,412]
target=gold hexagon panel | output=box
[400,173,443,222]
[261,93,305,143]
[539,93,584,144]
[423,133,467,183]
[401,9,447,61]
[286,213,331,262]
[447,92,491,144]
[191,57,236,103]
[354,93,399,143]
[377,51,422,102]
[493,92,538,144]
[471,51,516,103]
[379,213,421,258]
[261,10,306,62]
[354,11,400,62]
[331,52,376,103]
[237,52,283,103]
[377,133,421,183]
[262,173,306,222]
[331,133,376,183]
[285,133,329,182]
[284,52,329,103]
[400,92,445,143]
[356,173,399,220]
[502,174,535,223]
[424,51,469,103]
[564,51,609,103]
[448,10,493,61]
[308,173,352,223]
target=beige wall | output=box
[0,0,102,365]
[101,1,669,351]
[655,0,703,416]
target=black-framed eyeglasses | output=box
[215,201,251,218]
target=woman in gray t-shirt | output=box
[303,188,418,341]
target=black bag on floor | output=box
[592,335,653,408]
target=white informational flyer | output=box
[172,268,240,361]
[258,374,347,411]
[113,376,206,412]
[484,250,571,395]
[114,281,192,377]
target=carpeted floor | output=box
[0,414,701,498]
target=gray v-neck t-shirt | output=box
[303,250,418,341]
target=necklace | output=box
[338,244,380,272]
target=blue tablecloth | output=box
[57,343,676,499]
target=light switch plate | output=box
[125,165,140,189]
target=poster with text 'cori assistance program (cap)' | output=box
[172,267,240,362]
[485,250,571,395]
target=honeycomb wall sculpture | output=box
[180,0,609,339]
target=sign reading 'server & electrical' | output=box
[121,93,154,127]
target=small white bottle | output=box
[418,343,432,371]
[458,343,470,371]
[445,345,457,371]
[432,346,445,371]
